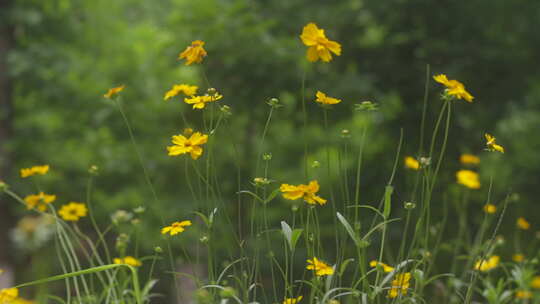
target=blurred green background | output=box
[1,0,540,302]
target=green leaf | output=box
[383,185,394,219]
[280,221,302,251]
[264,187,281,204]
[336,212,361,248]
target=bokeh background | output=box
[1,0,540,302]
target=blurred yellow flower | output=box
[388,272,411,298]
[460,154,480,165]
[515,290,532,299]
[164,84,198,101]
[282,296,303,304]
[370,260,395,272]
[474,255,500,272]
[315,91,341,105]
[300,23,341,62]
[433,74,473,102]
[167,132,208,160]
[103,85,125,99]
[404,156,420,170]
[280,180,327,206]
[306,257,334,276]
[483,204,497,214]
[485,133,505,153]
[456,170,480,189]
[178,40,207,65]
[161,220,192,236]
[512,254,525,263]
[24,192,56,211]
[58,202,88,222]
[0,288,19,303]
[184,93,223,110]
[531,276,540,289]
[20,165,50,178]
[517,217,530,230]
[113,256,142,267]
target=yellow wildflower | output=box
[20,165,50,178]
[113,256,142,267]
[300,23,341,62]
[433,74,474,102]
[103,85,125,99]
[485,133,505,153]
[369,260,395,273]
[178,40,207,65]
[456,170,480,189]
[0,288,19,303]
[474,255,500,272]
[531,276,540,289]
[517,217,530,230]
[315,91,341,105]
[404,156,420,170]
[58,202,88,222]
[460,154,480,165]
[483,204,497,214]
[280,180,327,206]
[24,192,56,211]
[161,220,192,236]
[184,92,223,110]
[512,254,525,263]
[306,257,334,276]
[167,132,208,160]
[282,296,303,304]
[388,272,411,298]
[164,84,198,101]
[515,290,532,299]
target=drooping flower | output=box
[184,92,223,110]
[456,170,481,189]
[474,255,500,272]
[167,132,208,160]
[512,254,525,263]
[300,23,341,62]
[178,40,207,65]
[369,260,395,273]
[24,192,56,211]
[20,165,50,178]
[282,296,303,304]
[164,84,198,101]
[103,85,125,99]
[404,156,420,170]
[315,91,341,105]
[0,288,19,303]
[460,154,480,166]
[161,220,192,236]
[113,256,142,267]
[483,204,497,214]
[517,217,530,230]
[485,133,505,153]
[58,202,88,222]
[515,290,532,299]
[280,180,327,206]
[388,272,411,298]
[306,257,334,276]
[433,74,474,102]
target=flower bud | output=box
[154,246,163,254]
[0,180,8,192]
[207,88,217,95]
[404,201,416,210]
[262,153,272,161]
[88,165,99,176]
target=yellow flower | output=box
[315,91,341,105]
[280,180,327,206]
[58,202,88,222]
[388,272,411,298]
[485,133,505,153]
[404,156,420,170]
[178,40,207,65]
[517,217,530,230]
[512,254,525,263]
[300,23,341,62]
[24,192,56,211]
[161,220,192,236]
[282,296,303,304]
[460,154,480,166]
[433,74,474,102]
[474,255,500,272]
[0,288,19,303]
[164,84,198,101]
[531,276,540,289]
[456,170,480,189]
[369,260,395,273]
[103,85,125,99]
[306,257,334,276]
[184,92,223,110]
[516,290,532,299]
[483,204,497,214]
[167,132,208,160]
[20,165,50,178]
[113,256,142,267]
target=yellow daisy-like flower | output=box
[531,276,540,289]
[515,290,532,299]
[113,256,142,267]
[184,92,223,110]
[460,154,480,166]
[485,133,505,153]
[280,180,327,206]
[388,272,411,298]
[300,23,341,63]
[20,165,50,178]
[164,84,198,101]
[161,220,192,236]
[282,296,303,304]
[474,255,500,272]
[433,74,474,102]
[404,156,420,170]
[306,257,334,276]
[483,204,497,214]
[456,170,480,189]
[167,132,208,160]
[369,260,395,273]
[58,202,88,222]
[0,288,19,303]
[178,40,207,65]
[315,91,341,105]
[103,85,125,99]
[24,192,56,211]
[512,254,525,263]
[517,217,530,230]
